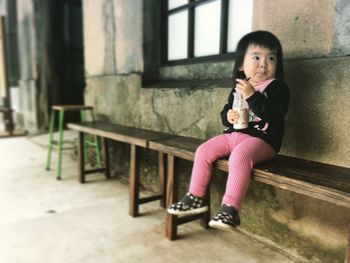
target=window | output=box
[162,0,253,65]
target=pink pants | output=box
[189,132,275,210]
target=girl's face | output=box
[239,44,277,86]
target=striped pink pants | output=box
[189,132,275,210]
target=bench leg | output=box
[78,131,86,183]
[77,133,109,183]
[166,154,178,240]
[129,144,140,217]
[159,152,167,208]
[165,154,211,240]
[103,138,111,178]
[346,222,350,263]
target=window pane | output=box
[194,0,221,57]
[168,11,188,61]
[227,0,253,52]
[168,0,188,10]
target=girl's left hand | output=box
[235,79,255,99]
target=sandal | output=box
[209,204,240,231]
[167,192,208,216]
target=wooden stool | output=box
[45,105,102,180]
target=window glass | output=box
[168,11,189,60]
[227,0,253,52]
[168,0,188,10]
[194,0,221,57]
[163,0,253,64]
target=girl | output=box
[167,31,290,231]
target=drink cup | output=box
[233,107,249,129]
[232,92,249,129]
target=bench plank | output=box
[215,155,350,207]
[257,155,350,192]
[253,169,350,207]
[68,122,176,147]
[151,136,350,205]
[148,136,204,161]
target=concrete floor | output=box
[0,133,298,263]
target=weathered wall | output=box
[16,0,39,131]
[0,0,19,87]
[82,0,350,262]
[84,0,142,77]
[15,0,52,132]
[253,0,335,58]
[283,57,350,166]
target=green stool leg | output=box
[90,110,102,167]
[56,110,65,180]
[80,110,89,165]
[46,110,56,170]
[93,133,102,167]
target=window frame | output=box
[161,0,235,66]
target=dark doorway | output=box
[46,0,85,125]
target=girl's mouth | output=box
[256,71,267,75]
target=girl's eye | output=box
[268,56,276,62]
[252,56,260,60]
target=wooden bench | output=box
[67,121,177,217]
[148,135,350,262]
[67,121,350,261]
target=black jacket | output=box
[220,79,290,152]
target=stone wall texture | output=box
[16,0,39,131]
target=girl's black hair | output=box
[232,30,284,81]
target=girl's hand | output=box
[235,78,255,99]
[227,109,239,124]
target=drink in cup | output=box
[232,92,248,129]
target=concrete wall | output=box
[81,0,350,261]
[284,57,350,166]
[84,0,143,77]
[16,0,39,131]
[254,0,335,58]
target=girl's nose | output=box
[259,61,267,68]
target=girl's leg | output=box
[222,135,275,210]
[189,134,233,197]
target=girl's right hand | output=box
[227,109,239,124]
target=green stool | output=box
[45,105,102,180]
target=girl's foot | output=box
[167,192,208,216]
[209,204,240,231]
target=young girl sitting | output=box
[167,30,290,231]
